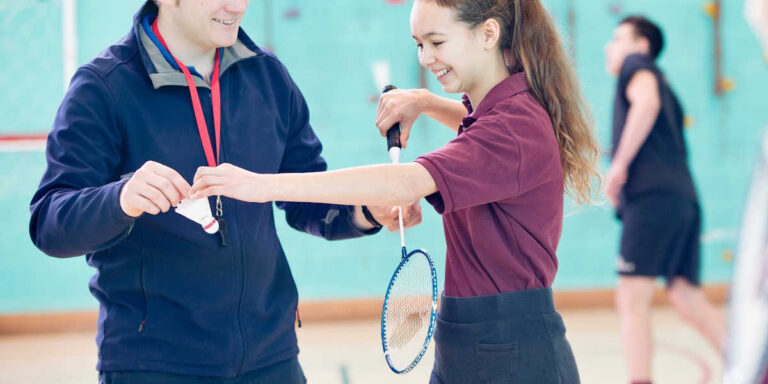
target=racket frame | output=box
[380,246,439,374]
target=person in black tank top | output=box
[604,16,726,384]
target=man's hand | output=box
[604,163,628,208]
[119,161,191,217]
[367,202,423,232]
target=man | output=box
[604,15,725,384]
[29,0,420,382]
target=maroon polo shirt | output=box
[414,72,564,297]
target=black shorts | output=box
[617,194,701,285]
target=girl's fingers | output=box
[190,175,225,195]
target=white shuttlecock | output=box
[372,60,391,91]
[175,198,219,234]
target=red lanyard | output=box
[152,19,221,167]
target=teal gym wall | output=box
[1,0,765,314]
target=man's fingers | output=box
[157,168,192,199]
[144,172,183,206]
[137,183,172,213]
[404,204,422,228]
[130,193,163,215]
[141,161,191,200]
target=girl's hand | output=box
[376,88,429,148]
[190,163,266,202]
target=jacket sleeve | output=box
[274,75,380,240]
[29,67,135,258]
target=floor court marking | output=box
[338,363,350,384]
[658,341,714,384]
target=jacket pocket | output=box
[475,342,519,384]
[139,241,237,366]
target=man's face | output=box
[605,23,647,76]
[164,0,250,50]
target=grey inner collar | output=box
[139,25,258,90]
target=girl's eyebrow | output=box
[412,31,446,40]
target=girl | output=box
[191,0,599,382]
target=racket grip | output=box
[382,85,402,150]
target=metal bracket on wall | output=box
[704,0,734,96]
[566,0,576,59]
[263,0,274,52]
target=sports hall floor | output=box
[0,306,724,384]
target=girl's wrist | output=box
[250,172,270,202]
[417,88,434,114]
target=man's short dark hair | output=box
[620,16,664,60]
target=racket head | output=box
[381,247,438,374]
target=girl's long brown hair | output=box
[432,0,600,204]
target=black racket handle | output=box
[382,85,402,150]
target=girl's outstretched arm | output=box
[190,162,437,207]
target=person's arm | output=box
[376,89,465,148]
[605,70,662,207]
[29,68,136,258]
[191,162,437,207]
[191,118,522,214]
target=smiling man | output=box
[28,1,421,383]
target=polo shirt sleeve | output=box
[414,119,521,214]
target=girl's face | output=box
[410,0,488,95]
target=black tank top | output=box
[611,54,698,208]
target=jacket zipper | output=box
[233,201,247,377]
[138,232,148,333]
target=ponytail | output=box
[432,0,600,204]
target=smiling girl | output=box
[191,0,599,382]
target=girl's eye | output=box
[433,41,444,47]
[416,44,423,50]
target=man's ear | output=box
[636,37,651,56]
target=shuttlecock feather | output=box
[175,198,219,234]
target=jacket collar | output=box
[132,0,263,89]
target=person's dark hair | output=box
[427,0,600,204]
[620,16,664,60]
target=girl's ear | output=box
[481,18,502,51]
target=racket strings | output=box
[384,253,434,368]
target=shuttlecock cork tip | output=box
[203,218,219,234]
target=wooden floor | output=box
[0,306,724,384]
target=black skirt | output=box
[430,288,580,384]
